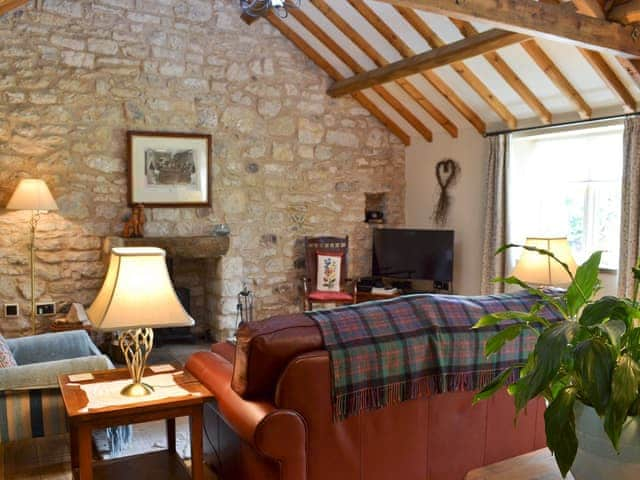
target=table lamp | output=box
[6,179,59,335]
[511,237,578,286]
[87,247,194,397]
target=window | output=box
[508,123,623,270]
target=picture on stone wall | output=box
[144,149,196,186]
[128,131,212,207]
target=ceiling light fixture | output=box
[240,0,301,19]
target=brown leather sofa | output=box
[186,313,546,480]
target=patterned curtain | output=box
[480,135,509,294]
[618,117,640,297]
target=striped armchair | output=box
[0,330,130,452]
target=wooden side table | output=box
[58,364,213,480]
[465,448,573,480]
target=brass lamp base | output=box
[120,382,154,397]
[119,327,155,397]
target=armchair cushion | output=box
[308,291,353,302]
[0,335,16,368]
[0,355,112,391]
[8,330,100,365]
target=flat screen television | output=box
[372,228,454,283]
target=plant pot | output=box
[571,401,640,479]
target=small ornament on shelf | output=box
[122,204,145,238]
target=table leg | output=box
[166,417,176,454]
[190,407,204,480]
[69,423,79,469]
[77,424,93,480]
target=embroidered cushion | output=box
[0,335,17,368]
[316,251,343,292]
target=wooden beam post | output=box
[375,0,640,57]
[326,29,526,98]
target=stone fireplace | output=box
[104,235,237,340]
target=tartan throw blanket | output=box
[306,292,562,421]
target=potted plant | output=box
[473,245,640,479]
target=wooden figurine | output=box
[123,204,145,238]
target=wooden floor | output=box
[1,420,217,480]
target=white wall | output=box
[405,129,490,295]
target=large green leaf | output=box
[604,355,640,449]
[473,366,519,404]
[566,251,603,317]
[580,296,631,327]
[513,322,579,411]
[599,320,626,353]
[496,276,568,317]
[573,339,614,415]
[545,387,578,478]
[474,311,546,329]
[485,324,525,357]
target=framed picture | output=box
[127,131,212,207]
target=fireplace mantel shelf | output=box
[105,235,230,259]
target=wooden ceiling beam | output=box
[266,13,411,145]
[326,27,526,109]
[520,39,592,119]
[309,0,466,136]
[287,8,433,142]
[447,17,552,124]
[579,49,636,111]
[375,0,640,58]
[386,4,518,128]
[0,0,29,16]
[607,0,640,24]
[565,0,640,97]
[336,0,486,133]
[572,0,608,17]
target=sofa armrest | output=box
[186,351,307,480]
[8,330,101,365]
[0,355,112,391]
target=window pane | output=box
[508,124,623,271]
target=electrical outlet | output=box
[4,304,19,317]
[36,302,56,316]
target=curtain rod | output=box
[484,111,640,137]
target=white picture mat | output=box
[130,135,209,204]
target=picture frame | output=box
[127,131,212,207]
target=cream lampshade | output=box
[6,179,59,212]
[87,247,194,396]
[6,179,58,335]
[511,237,577,286]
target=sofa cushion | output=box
[308,291,353,302]
[233,314,323,399]
[0,335,17,368]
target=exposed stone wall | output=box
[0,0,405,339]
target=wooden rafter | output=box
[537,0,636,112]
[567,0,640,94]
[327,27,525,119]
[266,13,411,145]
[383,4,518,128]
[607,0,640,23]
[520,39,592,119]
[0,0,29,16]
[573,0,608,16]
[309,0,466,136]
[287,8,433,141]
[448,17,552,124]
[375,0,640,57]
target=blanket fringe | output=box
[333,368,519,422]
